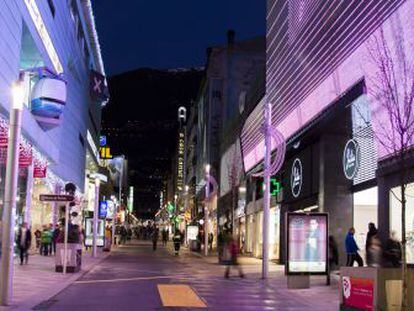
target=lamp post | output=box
[262,100,272,279]
[112,155,124,247]
[204,164,210,256]
[184,185,189,243]
[0,77,25,306]
[90,173,107,258]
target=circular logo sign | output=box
[343,139,360,180]
[291,158,302,198]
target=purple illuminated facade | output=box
[241,0,414,264]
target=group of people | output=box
[341,223,402,268]
[16,222,61,265]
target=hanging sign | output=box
[291,158,303,198]
[0,119,8,148]
[343,139,360,180]
[34,157,48,178]
[19,141,33,168]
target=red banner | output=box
[33,158,47,178]
[342,277,374,311]
[19,142,33,168]
[0,120,8,148]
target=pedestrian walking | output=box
[208,233,214,251]
[120,226,127,244]
[152,227,159,251]
[173,230,181,255]
[34,228,41,251]
[328,235,339,270]
[162,229,168,246]
[52,224,60,255]
[41,225,53,256]
[16,222,31,265]
[383,230,402,267]
[345,227,363,267]
[224,232,244,279]
[365,222,378,266]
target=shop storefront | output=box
[276,81,378,265]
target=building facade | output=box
[0,0,106,231]
[241,0,414,264]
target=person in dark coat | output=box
[329,235,339,270]
[16,222,32,265]
[152,227,159,251]
[345,227,363,267]
[383,231,402,267]
[365,222,378,266]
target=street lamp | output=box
[90,173,107,258]
[0,77,25,305]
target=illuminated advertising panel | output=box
[287,213,328,274]
[84,218,105,247]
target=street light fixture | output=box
[0,76,25,306]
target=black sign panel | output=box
[90,70,109,101]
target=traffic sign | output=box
[39,194,74,202]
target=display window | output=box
[353,187,378,250]
[390,182,414,264]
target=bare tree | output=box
[366,23,414,310]
[227,144,240,235]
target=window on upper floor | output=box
[47,0,56,17]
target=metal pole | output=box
[63,202,69,274]
[205,168,210,256]
[262,100,272,279]
[0,107,22,305]
[92,178,100,258]
[112,158,123,247]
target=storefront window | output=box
[390,183,414,264]
[353,187,378,250]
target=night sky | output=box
[92,0,266,75]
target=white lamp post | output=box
[0,77,25,306]
[90,173,107,258]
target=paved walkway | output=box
[0,249,109,310]
[34,240,340,310]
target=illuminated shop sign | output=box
[176,131,185,192]
[343,139,360,180]
[99,146,112,159]
[291,158,302,198]
[24,0,63,73]
[128,187,134,213]
[262,178,282,197]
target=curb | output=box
[15,252,111,310]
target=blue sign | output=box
[99,201,108,218]
[100,136,107,147]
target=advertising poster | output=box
[85,218,105,247]
[342,277,374,311]
[106,200,115,219]
[99,201,108,218]
[187,226,199,242]
[287,213,328,274]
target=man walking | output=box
[17,222,31,265]
[345,227,363,267]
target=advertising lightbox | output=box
[287,212,328,274]
[187,226,199,242]
[85,218,105,247]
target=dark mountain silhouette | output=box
[102,68,203,218]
